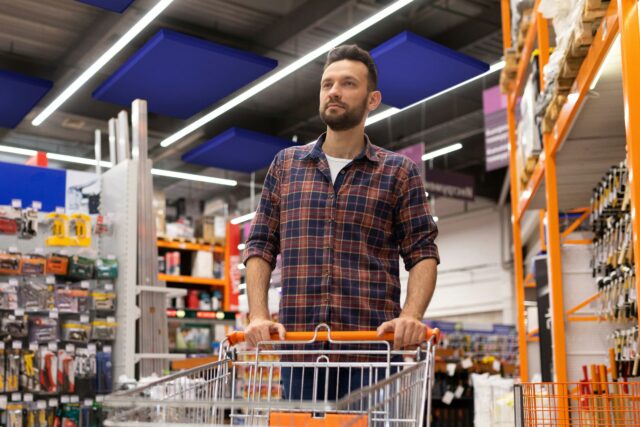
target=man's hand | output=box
[377,316,427,350]
[244,317,286,348]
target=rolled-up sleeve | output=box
[394,160,440,271]
[242,151,283,270]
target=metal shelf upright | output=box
[501,0,640,384]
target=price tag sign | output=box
[60,396,70,403]
[461,358,473,369]
[455,385,465,399]
[12,341,22,350]
[65,344,75,353]
[104,346,112,353]
[8,246,17,253]
[48,342,58,351]
[0,342,4,350]
[46,276,56,285]
[442,391,454,405]
[492,360,502,372]
[105,284,114,291]
[29,343,38,351]
[9,278,18,286]
[11,199,22,208]
[80,315,90,323]
[34,247,44,255]
[0,396,7,409]
[84,399,93,407]
[96,395,104,403]
[24,394,33,402]
[56,207,65,214]
[107,316,116,323]
[446,363,457,377]
[32,201,42,210]
[70,396,79,403]
[11,393,21,402]
[49,311,58,319]
[87,344,97,353]
[49,399,59,407]
[81,281,90,289]
[15,308,24,316]
[37,401,47,409]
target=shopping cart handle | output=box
[227,328,440,346]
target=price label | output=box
[81,281,90,289]
[442,391,454,405]
[37,400,47,409]
[80,315,90,323]
[70,396,79,403]
[48,399,59,407]
[446,363,457,377]
[11,199,22,208]
[34,247,44,255]
[104,345,112,353]
[65,344,75,353]
[0,342,4,350]
[461,358,473,369]
[56,207,65,214]
[32,201,42,210]
[8,246,18,253]
[455,385,465,399]
[107,316,116,323]
[48,342,58,351]
[0,396,7,409]
[29,343,38,351]
[12,341,22,350]
[105,284,114,291]
[46,276,56,285]
[107,255,116,260]
[11,393,21,402]
[84,399,93,407]
[60,396,70,403]
[14,308,24,316]
[95,395,104,403]
[492,360,502,372]
[49,311,58,319]
[24,394,33,402]
[9,278,18,286]
[87,343,97,353]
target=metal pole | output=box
[502,0,529,382]
[117,110,130,162]
[617,0,640,324]
[94,129,102,176]
[108,118,117,165]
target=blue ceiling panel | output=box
[182,128,295,173]
[76,0,135,13]
[92,29,278,119]
[371,31,489,109]
[0,70,53,129]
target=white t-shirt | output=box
[324,153,352,184]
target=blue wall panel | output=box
[0,162,66,211]
[0,70,53,129]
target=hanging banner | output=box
[425,169,475,201]
[397,142,425,178]
[483,85,509,171]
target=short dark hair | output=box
[324,44,378,91]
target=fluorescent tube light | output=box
[366,60,505,127]
[160,0,416,148]
[422,143,463,161]
[32,0,174,126]
[150,169,237,186]
[0,144,235,186]
[230,212,256,225]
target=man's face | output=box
[319,60,377,131]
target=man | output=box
[242,45,439,400]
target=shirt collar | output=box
[302,133,380,163]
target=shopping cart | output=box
[514,381,640,426]
[103,323,439,426]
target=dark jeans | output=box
[281,365,398,401]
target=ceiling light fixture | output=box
[0,144,235,186]
[230,212,256,225]
[160,0,416,148]
[32,0,174,126]
[422,143,463,161]
[366,60,505,127]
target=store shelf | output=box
[514,2,620,219]
[158,273,226,287]
[157,239,224,253]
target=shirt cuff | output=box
[403,244,440,271]
[242,244,278,270]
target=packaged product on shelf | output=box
[21,253,47,275]
[19,206,39,239]
[61,319,91,344]
[95,351,112,394]
[0,343,5,391]
[0,204,20,235]
[23,402,49,427]
[0,279,18,310]
[29,317,58,342]
[95,256,118,280]
[91,284,116,312]
[67,255,95,281]
[46,253,70,276]
[38,348,58,392]
[55,286,91,313]
[0,252,22,275]
[60,403,80,427]
[20,277,50,312]
[91,318,117,341]
[74,348,96,398]
[2,403,24,427]
[57,349,75,393]
[20,349,40,392]
[1,313,28,339]
[4,346,20,392]
[611,326,639,378]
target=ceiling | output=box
[0,0,506,212]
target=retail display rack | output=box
[501,0,640,423]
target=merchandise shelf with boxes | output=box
[501,0,640,425]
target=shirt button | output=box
[340,170,346,175]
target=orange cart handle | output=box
[227,328,440,346]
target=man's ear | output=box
[368,90,382,112]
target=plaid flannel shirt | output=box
[243,134,439,361]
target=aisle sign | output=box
[397,143,425,178]
[483,85,509,171]
[425,169,475,201]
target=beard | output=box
[319,96,368,131]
